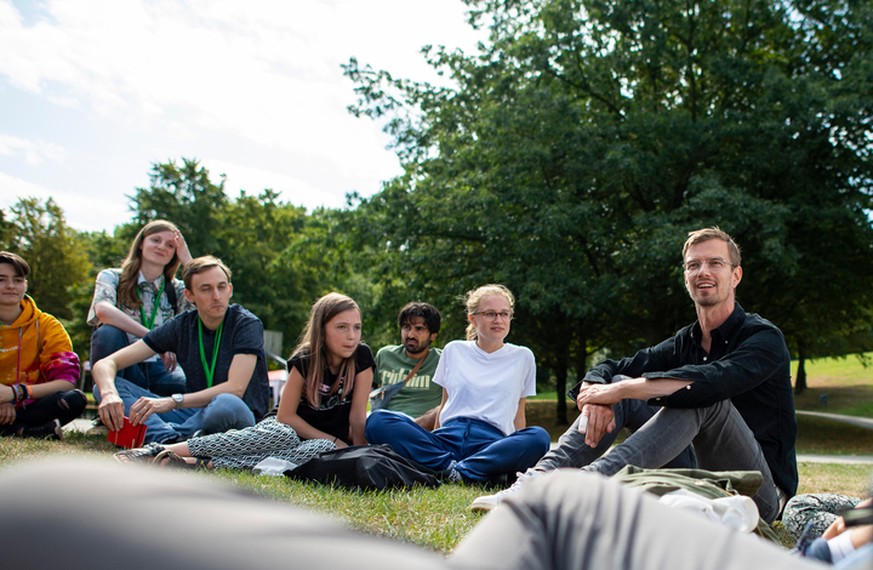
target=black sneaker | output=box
[19,419,63,441]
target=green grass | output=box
[797,462,872,497]
[0,352,869,554]
[792,353,873,417]
[1,427,871,554]
[0,433,487,554]
[225,471,484,553]
[795,415,873,455]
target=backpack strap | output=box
[164,278,178,316]
[401,347,429,385]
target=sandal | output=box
[114,443,165,464]
[152,449,211,470]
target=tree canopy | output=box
[345,0,873,403]
[2,197,90,322]
[3,0,871,410]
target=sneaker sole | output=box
[469,498,499,512]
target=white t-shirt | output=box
[434,340,537,436]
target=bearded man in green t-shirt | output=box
[371,302,442,430]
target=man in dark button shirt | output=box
[472,227,797,523]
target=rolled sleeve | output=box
[86,269,122,326]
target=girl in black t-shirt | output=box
[278,292,373,447]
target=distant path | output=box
[797,454,873,465]
[794,410,873,464]
[796,410,873,431]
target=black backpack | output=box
[284,444,441,490]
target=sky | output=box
[0,0,484,232]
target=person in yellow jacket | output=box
[0,251,86,439]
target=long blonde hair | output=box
[293,293,360,406]
[118,220,182,310]
[464,284,515,341]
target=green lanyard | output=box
[137,276,164,330]
[197,317,225,388]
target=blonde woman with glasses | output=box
[365,284,550,483]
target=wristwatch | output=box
[171,393,184,408]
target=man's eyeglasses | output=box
[683,258,736,273]
[473,310,514,321]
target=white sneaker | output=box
[470,470,542,512]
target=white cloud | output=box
[204,157,350,210]
[0,134,67,166]
[0,170,128,232]
[1,0,479,139]
[0,0,484,231]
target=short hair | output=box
[397,302,441,334]
[181,256,232,290]
[0,251,30,278]
[682,227,742,267]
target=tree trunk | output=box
[554,343,569,425]
[794,343,807,395]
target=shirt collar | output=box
[137,271,164,290]
[690,302,745,345]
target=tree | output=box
[218,190,339,355]
[4,197,91,321]
[130,158,229,255]
[345,0,873,412]
[130,159,361,357]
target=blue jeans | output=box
[366,410,551,482]
[95,379,256,444]
[582,398,782,522]
[90,325,186,397]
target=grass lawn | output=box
[0,353,869,554]
[1,427,871,554]
[792,353,873,417]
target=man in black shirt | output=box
[472,228,797,523]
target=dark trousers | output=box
[0,389,87,435]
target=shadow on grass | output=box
[794,384,873,418]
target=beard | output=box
[404,338,430,355]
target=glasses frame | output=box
[682,257,737,274]
[472,310,514,321]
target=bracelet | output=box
[11,383,33,402]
